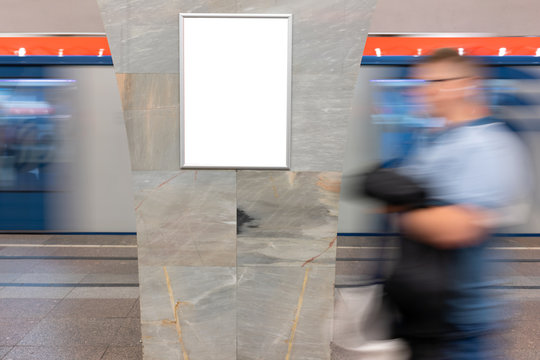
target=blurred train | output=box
[2,34,540,235]
[0,35,135,232]
[339,34,540,234]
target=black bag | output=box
[362,164,428,207]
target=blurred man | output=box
[384,48,531,360]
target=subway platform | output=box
[335,235,540,360]
[0,234,141,360]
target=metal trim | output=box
[179,14,186,169]
[361,55,540,66]
[180,165,291,170]
[286,13,293,169]
[337,232,540,237]
[367,32,540,37]
[0,55,113,65]
[178,13,293,170]
[179,13,293,18]
[0,231,136,235]
[0,33,107,37]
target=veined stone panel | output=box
[140,266,236,360]
[237,265,335,360]
[237,171,340,267]
[116,74,180,170]
[124,108,180,170]
[97,0,237,73]
[98,0,375,359]
[116,74,179,111]
[132,171,236,267]
[233,0,377,171]
[343,0,377,75]
[290,74,353,171]
[98,0,375,171]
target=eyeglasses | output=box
[423,76,470,83]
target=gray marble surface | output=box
[99,0,375,170]
[237,265,335,360]
[143,342,183,360]
[97,0,237,73]
[97,0,378,358]
[117,74,179,111]
[237,171,340,266]
[343,0,376,76]
[124,108,180,170]
[290,74,353,171]
[133,171,236,267]
[140,266,236,360]
[139,266,173,323]
[120,74,180,170]
[234,0,348,75]
[291,110,348,172]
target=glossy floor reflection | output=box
[0,234,141,360]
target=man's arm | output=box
[400,205,490,248]
[398,124,533,248]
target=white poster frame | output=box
[179,13,292,169]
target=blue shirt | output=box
[390,117,532,338]
[398,118,531,224]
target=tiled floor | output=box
[0,235,142,360]
[335,235,540,360]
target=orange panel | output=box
[364,37,540,56]
[0,37,111,56]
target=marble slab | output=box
[235,1,371,172]
[140,266,236,360]
[100,0,375,170]
[123,24,181,74]
[98,0,238,28]
[99,22,124,72]
[98,0,237,73]
[132,171,181,193]
[343,0,377,76]
[291,72,358,172]
[95,1,380,359]
[237,171,340,266]
[143,342,183,360]
[292,73,354,114]
[235,0,374,76]
[237,265,335,360]
[116,73,179,111]
[124,108,180,170]
[133,171,236,267]
[289,73,354,171]
[138,266,173,323]
[291,110,349,172]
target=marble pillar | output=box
[97,0,376,358]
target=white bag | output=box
[331,284,410,360]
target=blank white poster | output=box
[180,14,291,169]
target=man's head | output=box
[413,48,484,119]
